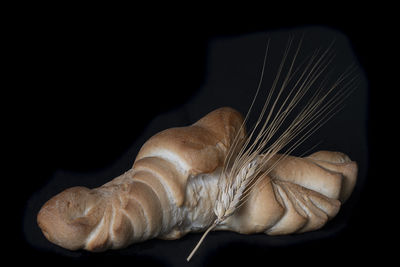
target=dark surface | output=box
[10,8,391,267]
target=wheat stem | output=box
[187,35,357,262]
[186,221,218,262]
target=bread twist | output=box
[37,107,357,251]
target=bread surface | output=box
[37,107,357,251]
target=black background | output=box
[8,4,393,267]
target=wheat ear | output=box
[186,38,271,262]
[187,36,358,261]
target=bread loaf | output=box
[37,107,357,252]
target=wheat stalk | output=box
[186,36,358,261]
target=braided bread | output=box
[37,107,357,252]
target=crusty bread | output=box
[37,186,106,250]
[306,151,358,201]
[37,107,357,251]
[37,107,245,250]
[135,106,245,176]
[223,152,357,235]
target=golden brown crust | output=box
[267,154,343,199]
[133,157,186,206]
[37,186,105,250]
[306,151,358,201]
[135,107,245,175]
[223,174,284,234]
[225,151,354,236]
[37,107,357,252]
[193,107,245,150]
[37,107,246,251]
[306,150,351,163]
